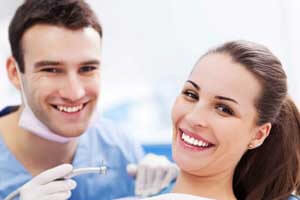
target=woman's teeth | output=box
[181,132,209,148]
[56,104,83,113]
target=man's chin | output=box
[52,126,87,138]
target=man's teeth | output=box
[181,132,209,147]
[57,104,83,113]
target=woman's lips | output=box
[177,128,215,151]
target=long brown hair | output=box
[207,41,300,200]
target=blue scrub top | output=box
[0,106,145,200]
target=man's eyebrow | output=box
[34,60,61,68]
[215,96,239,104]
[186,80,199,90]
[80,60,101,66]
[34,60,101,68]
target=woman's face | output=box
[172,53,264,176]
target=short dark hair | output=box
[202,40,300,199]
[9,0,103,73]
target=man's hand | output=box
[19,164,76,200]
[127,153,178,197]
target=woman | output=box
[149,40,300,200]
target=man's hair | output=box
[9,0,103,73]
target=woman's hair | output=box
[205,40,300,200]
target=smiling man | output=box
[16,24,102,139]
[0,1,177,199]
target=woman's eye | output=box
[79,66,97,73]
[182,90,198,101]
[216,104,234,116]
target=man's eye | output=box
[79,66,97,73]
[216,104,234,116]
[41,68,60,73]
[182,90,199,101]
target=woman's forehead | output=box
[189,53,262,106]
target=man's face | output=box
[20,24,102,137]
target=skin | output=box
[0,24,102,175]
[171,53,271,200]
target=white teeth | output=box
[198,140,203,146]
[181,132,209,147]
[56,104,83,113]
[190,137,195,144]
[193,140,199,145]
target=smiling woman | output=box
[152,40,300,200]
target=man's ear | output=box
[248,122,272,149]
[6,57,22,90]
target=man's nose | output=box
[185,103,209,128]
[59,75,85,101]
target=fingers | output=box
[138,164,157,197]
[159,163,178,190]
[133,154,178,197]
[135,164,147,196]
[19,164,75,200]
[39,179,77,195]
[149,166,165,194]
[30,164,73,186]
[20,179,76,200]
[40,191,72,200]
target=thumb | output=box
[30,164,73,186]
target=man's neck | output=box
[0,108,78,176]
[172,169,237,200]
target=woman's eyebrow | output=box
[186,80,239,104]
[186,80,199,90]
[215,96,239,104]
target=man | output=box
[0,0,176,199]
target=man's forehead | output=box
[21,24,101,50]
[21,24,102,66]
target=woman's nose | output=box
[185,103,209,128]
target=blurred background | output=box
[0,0,299,150]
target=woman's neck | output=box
[172,169,237,200]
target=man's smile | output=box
[51,103,87,113]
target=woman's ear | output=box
[6,57,22,90]
[248,122,272,149]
